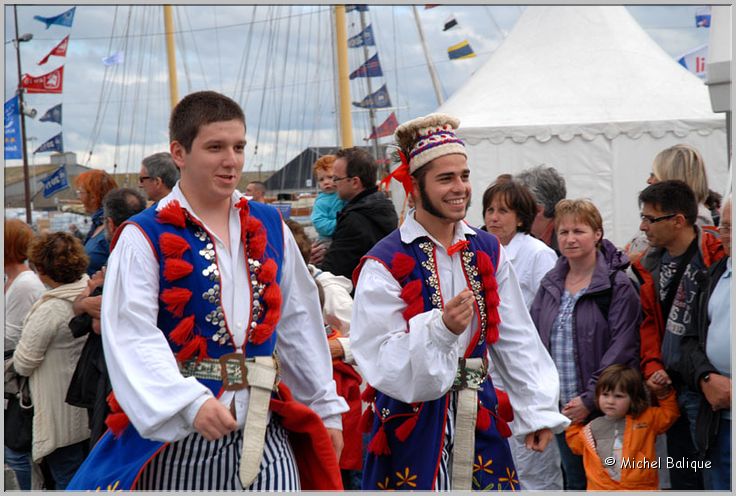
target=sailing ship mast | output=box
[163,5,179,109]
[334,5,353,147]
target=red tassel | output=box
[402,298,425,322]
[262,284,282,308]
[235,197,249,213]
[175,332,206,362]
[359,406,375,433]
[160,287,192,317]
[163,259,194,282]
[367,425,391,456]
[107,391,121,412]
[361,385,376,403]
[105,412,130,438]
[496,388,514,422]
[169,315,195,345]
[400,279,423,303]
[476,404,491,432]
[156,200,186,227]
[394,414,418,442]
[486,291,500,308]
[245,217,261,235]
[159,232,191,258]
[494,414,512,438]
[258,259,278,283]
[261,307,281,327]
[485,324,500,345]
[251,323,276,345]
[249,232,267,260]
[390,253,416,282]
[476,250,492,276]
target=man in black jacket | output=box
[678,196,731,491]
[318,147,398,281]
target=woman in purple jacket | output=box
[530,199,641,490]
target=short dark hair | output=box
[481,180,538,235]
[638,180,698,226]
[142,152,179,189]
[247,181,266,194]
[103,188,147,228]
[335,147,376,189]
[595,364,649,418]
[515,165,566,219]
[169,91,245,152]
[29,232,88,284]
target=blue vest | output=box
[359,227,518,491]
[68,199,285,491]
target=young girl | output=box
[566,364,680,490]
[311,154,346,243]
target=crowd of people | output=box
[3,90,731,492]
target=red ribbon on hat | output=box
[380,150,414,195]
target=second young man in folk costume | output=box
[68,91,347,490]
[351,113,569,490]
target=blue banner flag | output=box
[34,132,64,154]
[448,40,476,60]
[34,6,76,29]
[695,6,711,27]
[348,24,375,48]
[42,165,69,198]
[349,53,383,79]
[4,95,23,160]
[39,103,62,125]
[352,84,391,109]
[677,44,707,78]
[345,5,369,12]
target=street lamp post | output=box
[13,5,33,225]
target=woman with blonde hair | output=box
[74,169,117,274]
[530,199,641,490]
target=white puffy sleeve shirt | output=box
[101,188,347,442]
[350,214,569,437]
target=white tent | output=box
[427,6,728,246]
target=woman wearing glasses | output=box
[74,170,117,275]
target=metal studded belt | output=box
[179,352,280,392]
[451,356,488,391]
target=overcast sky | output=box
[4,5,710,177]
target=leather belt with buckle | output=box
[451,356,489,391]
[179,353,252,391]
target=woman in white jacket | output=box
[13,232,91,489]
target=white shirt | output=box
[350,211,570,437]
[101,186,347,442]
[504,232,557,309]
[5,270,45,350]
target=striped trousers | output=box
[435,391,456,490]
[137,419,299,490]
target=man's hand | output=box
[525,428,553,452]
[92,318,102,335]
[89,267,106,291]
[441,289,475,335]
[309,242,328,266]
[327,428,343,461]
[328,339,345,360]
[561,396,590,424]
[81,295,103,319]
[193,398,238,441]
[701,373,731,411]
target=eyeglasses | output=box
[332,176,352,183]
[640,213,677,224]
[139,176,152,184]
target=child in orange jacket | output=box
[566,364,680,490]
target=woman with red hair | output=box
[74,170,117,275]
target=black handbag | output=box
[4,354,33,452]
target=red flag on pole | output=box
[365,112,399,141]
[37,35,69,65]
[21,66,64,94]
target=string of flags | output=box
[677,44,708,79]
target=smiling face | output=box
[484,194,521,246]
[557,215,601,262]
[171,119,245,208]
[316,168,336,194]
[413,154,471,225]
[598,387,632,419]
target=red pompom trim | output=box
[258,259,278,283]
[249,230,267,260]
[400,279,424,321]
[163,259,194,282]
[496,388,514,422]
[169,315,195,345]
[159,232,191,259]
[492,412,512,438]
[359,406,375,434]
[105,412,130,438]
[160,287,192,317]
[262,284,281,308]
[107,391,121,413]
[394,414,419,442]
[156,200,187,228]
[390,253,416,282]
[367,424,391,456]
[176,334,208,363]
[476,403,491,432]
[361,385,376,403]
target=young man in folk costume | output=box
[351,113,570,491]
[68,91,348,490]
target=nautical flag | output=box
[352,84,391,109]
[39,103,62,125]
[677,44,707,78]
[448,40,476,60]
[41,165,69,198]
[21,66,64,94]
[4,96,23,160]
[34,6,76,29]
[349,53,383,79]
[102,51,125,66]
[443,16,458,31]
[34,132,64,154]
[695,6,711,27]
[348,25,375,48]
[38,35,70,65]
[345,5,368,12]
[365,112,399,140]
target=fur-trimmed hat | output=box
[394,113,466,173]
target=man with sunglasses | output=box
[632,179,724,490]
[318,147,397,281]
[139,151,179,202]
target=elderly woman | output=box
[530,199,641,490]
[483,179,557,309]
[13,232,91,489]
[74,169,117,275]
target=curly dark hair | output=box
[28,232,88,284]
